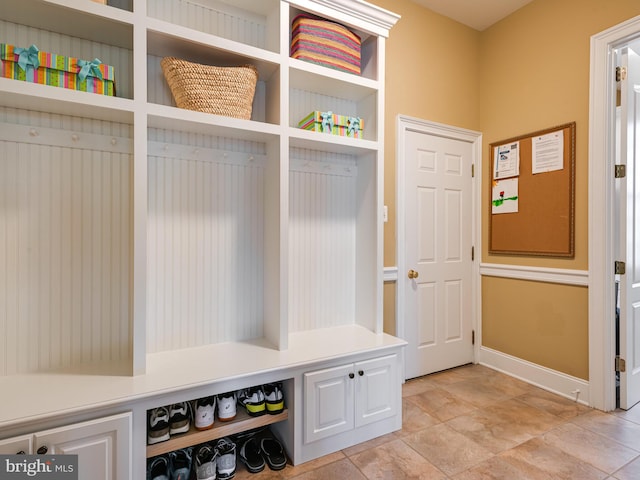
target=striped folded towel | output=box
[290,14,361,75]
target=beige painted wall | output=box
[371,0,640,380]
[478,0,640,380]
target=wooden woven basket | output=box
[160,57,258,120]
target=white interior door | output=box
[400,122,475,379]
[617,46,640,410]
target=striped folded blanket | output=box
[290,14,361,75]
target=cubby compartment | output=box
[288,6,380,82]
[289,70,378,142]
[146,127,282,355]
[0,107,134,376]
[288,147,379,334]
[1,0,134,101]
[147,0,281,54]
[145,379,291,458]
[146,30,280,126]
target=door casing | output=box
[589,14,640,411]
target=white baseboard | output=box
[479,346,590,406]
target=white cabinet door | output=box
[354,354,398,428]
[34,412,132,480]
[304,364,354,444]
[0,434,32,455]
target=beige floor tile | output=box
[442,376,529,408]
[349,438,447,479]
[403,377,439,397]
[342,432,397,457]
[571,409,640,451]
[611,455,640,480]
[403,423,493,476]
[396,398,440,437]
[542,422,638,474]
[496,437,608,480]
[613,406,640,425]
[405,387,477,422]
[517,387,591,419]
[279,452,345,478]
[285,458,366,480]
[446,398,564,453]
[452,454,556,480]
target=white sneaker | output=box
[217,392,236,422]
[194,396,215,430]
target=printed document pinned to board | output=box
[493,142,520,179]
[532,130,563,174]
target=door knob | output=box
[408,269,419,279]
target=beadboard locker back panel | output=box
[288,150,357,332]
[147,0,279,53]
[146,128,266,353]
[1,19,134,100]
[0,109,133,376]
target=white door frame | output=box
[396,115,483,366]
[589,14,640,411]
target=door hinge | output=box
[615,261,626,275]
[472,329,475,345]
[616,356,627,373]
[617,66,627,81]
[615,164,626,178]
[471,246,475,261]
[471,164,475,177]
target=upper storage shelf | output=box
[2,0,134,49]
[147,0,281,54]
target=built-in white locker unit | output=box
[0,0,403,475]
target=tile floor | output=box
[236,364,640,479]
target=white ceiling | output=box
[411,0,535,31]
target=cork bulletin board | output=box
[489,122,576,257]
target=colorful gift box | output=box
[298,111,364,139]
[0,43,115,96]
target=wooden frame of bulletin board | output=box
[489,122,576,257]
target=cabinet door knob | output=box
[348,372,355,379]
[37,445,48,455]
[358,370,364,376]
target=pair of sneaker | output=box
[194,392,237,430]
[237,383,284,417]
[195,437,236,480]
[147,447,192,480]
[147,402,191,445]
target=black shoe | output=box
[260,437,286,471]
[239,437,265,474]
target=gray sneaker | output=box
[195,444,217,480]
[216,437,236,479]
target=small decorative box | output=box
[298,111,364,138]
[291,14,361,75]
[0,44,115,96]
